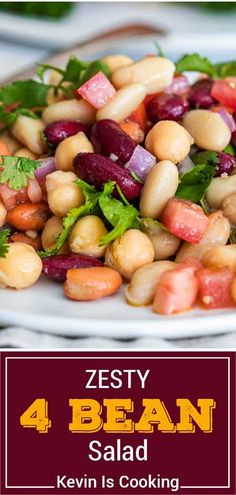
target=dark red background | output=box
[0,351,235,495]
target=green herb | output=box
[36,56,111,98]
[0,105,38,130]
[154,41,165,58]
[224,144,236,156]
[0,80,49,108]
[175,163,215,203]
[175,53,215,77]
[0,2,74,19]
[0,228,10,258]
[214,61,236,78]
[130,171,144,184]
[99,183,139,245]
[192,150,219,166]
[0,156,40,191]
[230,227,236,244]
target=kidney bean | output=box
[189,79,216,109]
[42,254,103,282]
[91,119,136,164]
[6,202,50,231]
[231,130,236,149]
[215,152,236,176]
[74,152,142,200]
[44,120,90,147]
[146,93,189,123]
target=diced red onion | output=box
[124,145,156,182]
[218,108,236,132]
[165,75,190,96]
[177,155,195,174]
[35,157,56,182]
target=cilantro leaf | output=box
[230,226,236,244]
[175,53,215,77]
[98,183,139,246]
[214,61,236,78]
[0,106,38,129]
[0,228,10,258]
[35,63,64,81]
[175,163,215,203]
[224,144,236,156]
[63,57,88,84]
[192,150,219,166]
[154,41,165,57]
[0,80,49,108]
[79,60,111,86]
[0,156,40,191]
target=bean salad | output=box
[1,50,236,315]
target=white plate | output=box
[1,35,236,340]
[0,277,236,339]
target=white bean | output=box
[42,99,96,125]
[96,83,146,122]
[183,110,231,152]
[176,210,230,262]
[12,115,47,154]
[112,56,175,94]
[0,200,7,228]
[15,147,37,159]
[222,192,236,224]
[140,160,179,218]
[125,260,176,306]
[102,54,133,73]
[206,175,236,209]
[145,120,193,164]
[55,132,93,172]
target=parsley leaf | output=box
[175,163,215,203]
[0,80,49,108]
[0,228,10,258]
[0,156,40,191]
[175,53,215,76]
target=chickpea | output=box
[176,210,230,262]
[96,83,146,122]
[12,115,47,154]
[46,170,84,218]
[125,260,176,306]
[140,160,179,218]
[105,229,154,279]
[42,99,96,125]
[183,110,231,152]
[0,200,7,228]
[55,132,93,172]
[112,56,175,94]
[0,243,42,289]
[15,147,37,159]
[222,193,236,224]
[69,215,108,258]
[145,121,193,164]
[41,216,68,253]
[102,54,133,73]
[206,175,236,209]
[203,245,236,272]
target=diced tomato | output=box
[144,92,160,107]
[153,268,199,315]
[16,188,29,204]
[128,102,148,131]
[75,71,116,109]
[161,198,209,244]
[211,78,236,111]
[178,257,203,274]
[27,178,43,203]
[196,268,235,309]
[0,184,17,210]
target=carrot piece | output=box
[128,102,148,131]
[119,121,144,144]
[0,138,11,162]
[64,267,122,301]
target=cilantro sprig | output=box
[176,52,236,79]
[0,228,10,258]
[39,179,139,257]
[36,56,111,98]
[175,163,215,204]
[0,156,40,191]
[0,80,50,108]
